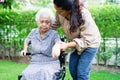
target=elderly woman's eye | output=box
[40,21,43,23]
[45,21,50,24]
[39,20,50,25]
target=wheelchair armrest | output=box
[26,52,31,55]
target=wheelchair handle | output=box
[24,52,31,56]
[25,52,67,56]
[26,52,31,56]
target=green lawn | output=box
[0,60,120,80]
[0,60,28,80]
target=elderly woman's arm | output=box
[20,41,29,56]
[20,29,35,56]
[52,41,77,58]
[52,42,61,58]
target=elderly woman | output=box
[20,8,61,80]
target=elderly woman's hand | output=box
[52,41,69,58]
[52,42,61,58]
[20,49,27,57]
[59,42,68,51]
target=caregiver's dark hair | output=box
[53,0,73,10]
[70,0,84,32]
[54,0,84,33]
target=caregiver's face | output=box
[54,5,71,20]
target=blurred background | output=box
[0,0,120,80]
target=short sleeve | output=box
[25,29,36,45]
[53,32,61,43]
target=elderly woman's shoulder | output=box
[30,28,38,33]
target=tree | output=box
[1,0,14,9]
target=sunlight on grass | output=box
[90,71,120,80]
[0,60,120,80]
[0,60,28,80]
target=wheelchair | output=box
[18,52,67,80]
[18,37,67,80]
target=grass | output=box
[90,71,120,80]
[0,60,120,80]
[0,60,28,80]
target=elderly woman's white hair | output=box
[35,8,55,25]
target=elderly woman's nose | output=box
[42,22,46,26]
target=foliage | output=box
[0,9,37,50]
[0,0,15,9]
[89,5,120,66]
[89,5,120,38]
[99,49,113,65]
[0,5,120,40]
[0,5,120,64]
[30,0,52,7]
[56,27,65,37]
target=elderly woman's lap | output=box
[22,62,60,80]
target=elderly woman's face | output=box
[38,15,51,33]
